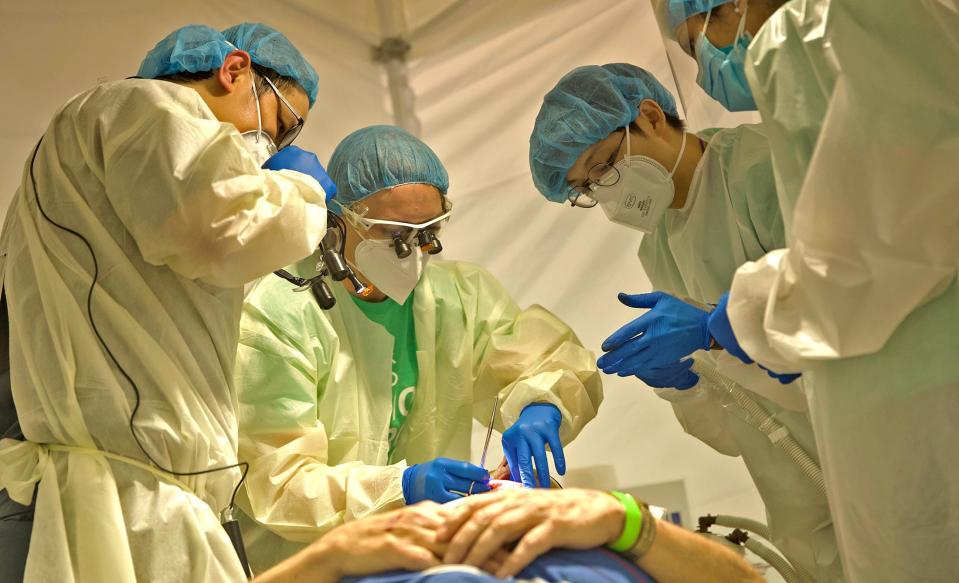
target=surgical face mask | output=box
[590,126,687,234]
[353,237,430,304]
[694,4,757,112]
[240,74,278,166]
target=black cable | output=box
[0,508,34,521]
[26,137,248,511]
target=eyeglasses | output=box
[260,75,305,150]
[566,129,627,208]
[342,197,453,257]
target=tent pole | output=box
[373,0,421,136]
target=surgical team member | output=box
[0,23,333,582]
[658,0,787,113]
[234,124,603,571]
[636,1,959,581]
[685,1,959,581]
[528,63,841,581]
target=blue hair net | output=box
[328,125,449,211]
[529,63,679,203]
[666,0,734,33]
[138,25,233,79]
[222,23,319,107]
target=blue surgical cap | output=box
[328,125,449,211]
[138,25,233,79]
[138,23,319,107]
[222,23,319,107]
[666,0,734,33]
[529,63,679,203]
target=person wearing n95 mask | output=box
[0,22,331,583]
[587,122,688,233]
[233,124,603,573]
[529,63,842,582]
[655,1,959,579]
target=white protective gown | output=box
[726,1,959,580]
[639,124,842,581]
[0,79,327,582]
[234,256,604,572]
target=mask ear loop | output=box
[250,74,265,144]
[733,1,750,47]
[667,131,688,180]
[625,124,632,167]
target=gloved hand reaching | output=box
[502,403,565,488]
[707,291,800,384]
[402,458,491,504]
[598,292,712,377]
[262,145,338,202]
[626,359,700,390]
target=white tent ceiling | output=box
[0,0,766,528]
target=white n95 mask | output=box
[354,238,430,304]
[242,131,277,166]
[592,128,687,234]
[240,72,278,167]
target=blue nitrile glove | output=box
[262,145,338,202]
[402,458,491,504]
[759,365,801,384]
[623,359,700,390]
[502,403,565,488]
[598,292,711,376]
[707,292,801,384]
[705,292,752,364]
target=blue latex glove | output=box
[262,145,338,202]
[402,458,491,504]
[598,292,711,376]
[624,359,700,390]
[707,292,801,384]
[502,403,565,488]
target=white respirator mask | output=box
[353,238,430,304]
[591,126,687,234]
[240,74,278,166]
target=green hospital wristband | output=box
[607,491,642,552]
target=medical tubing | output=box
[712,515,770,540]
[26,138,249,512]
[743,537,803,583]
[711,517,815,583]
[692,360,826,496]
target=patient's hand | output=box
[259,502,453,583]
[436,488,624,577]
[331,502,453,577]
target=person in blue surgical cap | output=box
[232,125,603,573]
[529,62,843,581]
[656,0,786,111]
[0,23,333,582]
[611,2,959,580]
[688,1,959,581]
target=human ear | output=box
[216,50,253,94]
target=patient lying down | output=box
[254,488,762,583]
